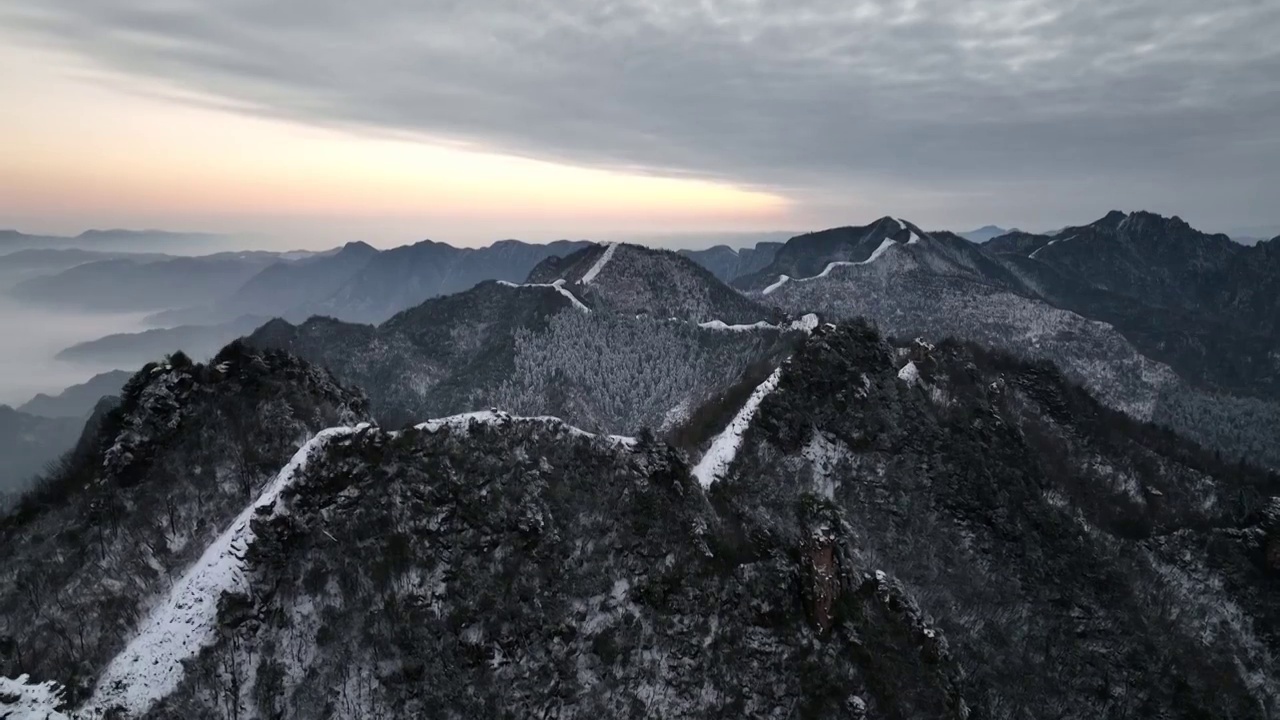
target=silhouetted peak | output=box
[338,240,377,255]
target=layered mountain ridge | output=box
[249,246,801,433]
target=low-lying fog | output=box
[0,295,149,407]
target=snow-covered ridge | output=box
[1029,235,1074,259]
[81,425,368,718]
[698,313,820,333]
[580,242,617,284]
[762,275,791,295]
[496,278,590,313]
[762,238,901,296]
[415,409,636,447]
[0,674,70,720]
[692,365,785,488]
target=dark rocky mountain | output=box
[678,241,783,283]
[5,322,1278,718]
[313,239,591,324]
[55,316,268,367]
[981,229,1054,256]
[7,254,285,312]
[250,278,800,433]
[0,406,84,500]
[733,217,1023,296]
[750,220,1179,419]
[530,242,782,324]
[746,212,1280,469]
[0,343,369,707]
[983,212,1280,402]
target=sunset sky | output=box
[2,1,1278,248]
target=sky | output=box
[2,0,1278,248]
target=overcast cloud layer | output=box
[6,0,1279,229]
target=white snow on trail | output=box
[692,365,784,488]
[698,320,775,332]
[765,239,900,296]
[698,313,820,334]
[415,410,635,447]
[1029,235,1074,259]
[497,279,590,313]
[860,238,898,264]
[82,426,367,718]
[762,274,790,295]
[0,674,69,719]
[580,243,617,284]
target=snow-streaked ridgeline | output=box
[762,238,901,295]
[580,242,618,285]
[691,365,786,488]
[496,279,591,313]
[80,425,370,717]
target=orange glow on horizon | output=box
[0,38,790,245]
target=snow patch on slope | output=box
[82,426,368,718]
[497,279,590,313]
[898,361,921,385]
[692,365,785,488]
[580,243,617,284]
[0,674,69,720]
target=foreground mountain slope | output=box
[528,242,782,324]
[250,280,801,433]
[15,323,1277,718]
[716,323,1280,718]
[0,344,369,703]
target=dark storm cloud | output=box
[7,0,1280,226]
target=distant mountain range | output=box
[133,239,594,327]
[7,253,289,312]
[0,229,236,255]
[955,224,1016,243]
[16,370,132,419]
